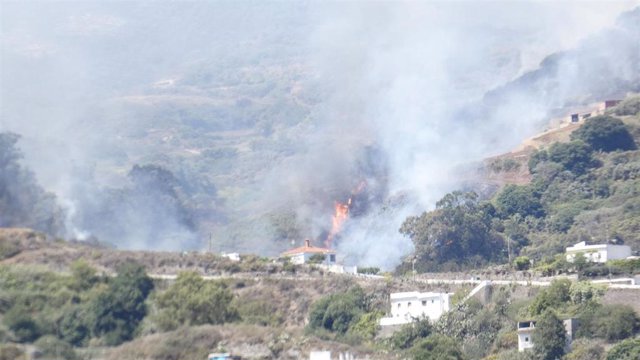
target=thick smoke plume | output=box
[1,1,638,267]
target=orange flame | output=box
[325,181,367,248]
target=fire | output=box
[325,181,366,248]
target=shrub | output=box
[513,256,530,270]
[33,336,79,360]
[357,267,380,275]
[348,311,382,341]
[58,306,91,346]
[612,96,640,116]
[568,281,604,305]
[307,286,367,335]
[0,344,25,360]
[390,318,433,350]
[409,334,464,360]
[565,339,604,360]
[237,299,283,327]
[154,271,238,331]
[605,338,640,360]
[571,115,636,152]
[579,304,639,341]
[3,307,42,343]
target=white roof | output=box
[566,241,630,252]
[390,291,449,300]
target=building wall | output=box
[289,253,336,265]
[380,292,450,326]
[566,244,631,263]
[518,330,534,352]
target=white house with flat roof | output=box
[379,291,451,326]
[517,319,577,352]
[565,241,632,263]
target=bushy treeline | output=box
[400,107,640,271]
[0,261,266,358]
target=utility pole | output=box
[208,233,213,253]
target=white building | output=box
[221,252,240,262]
[281,239,336,265]
[565,241,632,263]
[517,321,536,352]
[517,319,577,352]
[379,291,451,326]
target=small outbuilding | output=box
[517,319,577,352]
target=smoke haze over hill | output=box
[1,1,639,268]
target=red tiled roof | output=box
[281,239,335,256]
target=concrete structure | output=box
[281,239,336,265]
[221,252,240,262]
[570,113,580,122]
[604,99,622,109]
[309,352,355,360]
[320,264,358,275]
[565,241,632,263]
[208,353,241,360]
[517,321,536,352]
[517,319,577,352]
[379,291,451,326]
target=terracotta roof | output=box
[281,239,335,256]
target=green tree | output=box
[409,334,465,360]
[348,311,382,341]
[307,286,367,335]
[154,271,238,331]
[547,141,596,175]
[532,309,566,360]
[88,261,153,345]
[529,279,571,315]
[571,115,636,152]
[400,191,504,271]
[390,318,433,350]
[496,185,544,218]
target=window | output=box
[408,302,411,307]
[525,337,529,342]
[422,301,427,306]
[329,254,336,262]
[397,303,401,308]
[431,299,434,304]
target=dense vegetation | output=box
[401,102,640,271]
